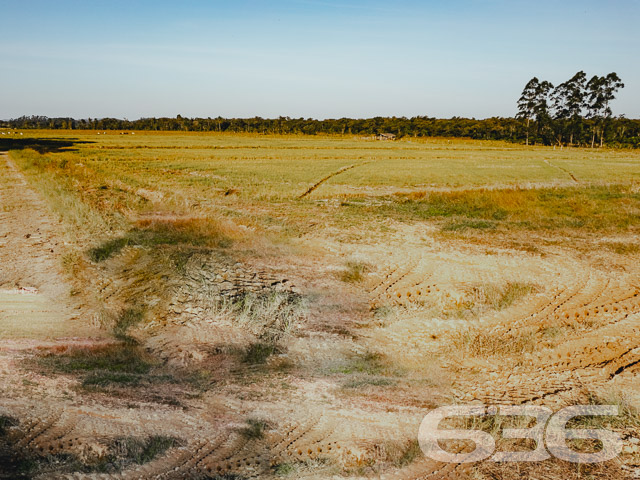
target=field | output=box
[1,130,640,478]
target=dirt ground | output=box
[1,149,640,479]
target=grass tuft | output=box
[0,415,18,436]
[109,436,178,466]
[339,261,370,283]
[112,308,144,343]
[238,418,271,440]
[242,342,279,365]
[450,328,537,358]
[232,291,306,345]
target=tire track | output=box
[543,158,579,183]
[298,161,370,198]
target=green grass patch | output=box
[602,242,640,255]
[274,462,297,475]
[38,344,153,375]
[333,351,389,375]
[442,219,497,231]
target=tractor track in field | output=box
[364,240,640,406]
[0,151,448,479]
[543,158,579,183]
[298,161,371,198]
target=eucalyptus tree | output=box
[586,72,624,147]
[517,77,554,145]
[516,77,539,145]
[551,71,587,145]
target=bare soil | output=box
[1,151,640,479]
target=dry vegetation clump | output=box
[215,291,307,364]
[32,343,167,390]
[231,291,306,343]
[449,328,537,358]
[442,282,536,319]
[363,186,640,234]
[339,260,370,283]
[0,416,178,477]
[88,217,235,263]
[475,282,537,310]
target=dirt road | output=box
[0,152,93,340]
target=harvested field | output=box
[1,132,640,478]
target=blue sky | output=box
[1,0,638,119]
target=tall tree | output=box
[586,72,624,147]
[517,77,553,145]
[516,77,539,145]
[532,79,554,144]
[551,71,587,145]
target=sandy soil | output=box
[1,150,640,479]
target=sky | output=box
[1,0,639,120]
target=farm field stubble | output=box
[1,130,640,479]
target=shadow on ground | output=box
[0,137,94,154]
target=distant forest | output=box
[4,69,640,151]
[3,115,640,147]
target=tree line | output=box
[517,71,626,147]
[3,99,639,148]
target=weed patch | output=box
[242,342,280,365]
[237,418,271,440]
[89,217,233,263]
[371,185,640,233]
[450,328,537,358]
[32,344,174,390]
[339,261,370,283]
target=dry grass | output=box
[230,291,306,344]
[6,132,640,478]
[443,281,536,319]
[375,186,640,233]
[450,328,537,358]
[10,133,640,239]
[89,217,235,262]
[601,241,640,255]
[339,260,370,283]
